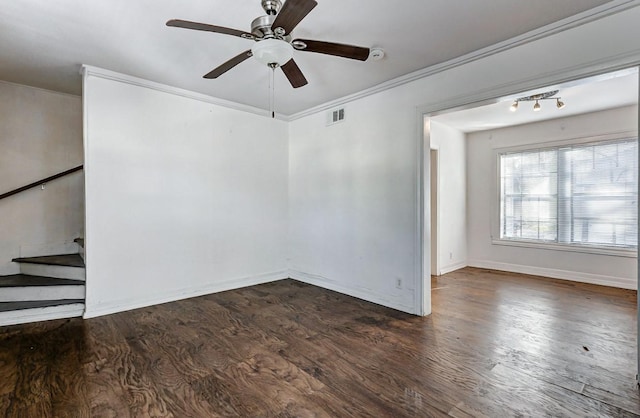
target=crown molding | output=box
[81,65,288,121]
[287,0,640,121]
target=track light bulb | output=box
[556,98,565,109]
[533,100,541,112]
[510,101,518,112]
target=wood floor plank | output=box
[0,268,637,417]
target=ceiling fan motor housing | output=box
[251,15,276,38]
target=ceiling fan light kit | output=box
[251,39,294,66]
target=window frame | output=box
[491,131,638,258]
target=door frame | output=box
[429,146,440,277]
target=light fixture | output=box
[509,90,566,112]
[251,38,294,67]
[533,100,541,112]
[250,38,294,119]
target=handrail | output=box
[0,165,83,201]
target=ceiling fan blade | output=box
[203,50,253,79]
[281,59,308,88]
[293,39,370,61]
[167,19,255,40]
[271,0,317,35]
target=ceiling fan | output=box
[166,0,371,89]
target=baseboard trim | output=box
[0,303,85,327]
[288,270,416,314]
[439,261,467,275]
[83,270,288,319]
[467,259,636,290]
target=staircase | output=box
[0,251,85,326]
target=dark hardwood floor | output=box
[0,267,638,417]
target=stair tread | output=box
[12,254,85,268]
[0,300,84,312]
[0,274,84,287]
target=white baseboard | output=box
[288,270,416,314]
[83,270,288,319]
[467,259,636,290]
[439,261,467,275]
[0,303,85,327]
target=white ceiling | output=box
[0,0,622,115]
[432,69,639,133]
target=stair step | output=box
[0,299,84,313]
[0,274,84,287]
[12,254,84,268]
[0,301,84,326]
[0,275,85,302]
[13,254,85,280]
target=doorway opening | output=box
[419,65,639,383]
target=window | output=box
[499,137,638,250]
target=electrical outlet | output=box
[395,278,402,289]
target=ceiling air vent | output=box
[326,107,345,126]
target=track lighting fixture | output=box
[509,90,566,112]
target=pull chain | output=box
[269,63,276,119]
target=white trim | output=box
[81,65,280,120]
[289,270,416,315]
[468,259,636,290]
[415,111,428,315]
[0,303,85,327]
[439,261,468,275]
[288,1,640,121]
[491,239,637,258]
[492,129,638,153]
[429,146,440,278]
[83,270,288,319]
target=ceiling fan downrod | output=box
[261,0,282,15]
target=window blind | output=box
[499,137,638,249]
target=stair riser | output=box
[0,286,85,302]
[19,263,85,281]
[0,304,85,327]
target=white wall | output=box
[288,95,419,313]
[83,70,289,318]
[288,6,640,315]
[0,82,83,275]
[429,121,467,275]
[467,105,638,289]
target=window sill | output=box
[491,238,637,258]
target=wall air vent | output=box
[326,107,345,126]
